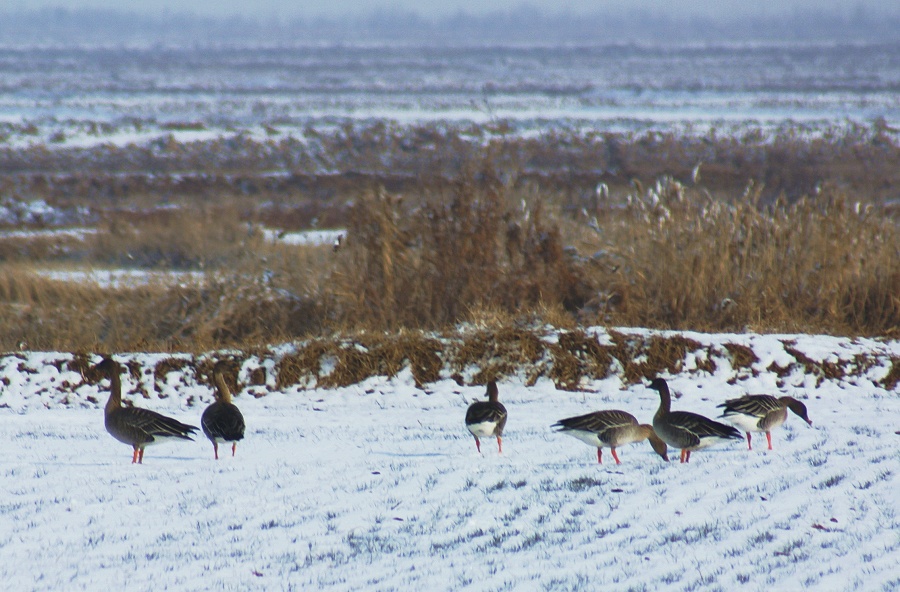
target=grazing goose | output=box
[718,394,812,450]
[648,378,742,463]
[465,381,508,454]
[201,361,246,459]
[553,409,669,464]
[95,356,198,464]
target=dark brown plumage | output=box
[201,361,246,459]
[95,356,198,464]
[465,381,508,454]
[648,378,742,463]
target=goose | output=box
[95,356,198,464]
[553,409,669,464]
[648,378,741,463]
[465,381,507,454]
[201,361,246,459]
[718,394,812,450]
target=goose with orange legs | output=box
[465,381,507,454]
[718,394,812,450]
[95,356,198,464]
[648,378,741,463]
[201,361,246,459]
[553,409,669,464]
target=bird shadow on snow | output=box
[102,453,204,464]
[369,450,456,458]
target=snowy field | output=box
[32,268,206,289]
[0,330,898,591]
[261,227,345,248]
[2,45,899,148]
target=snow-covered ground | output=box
[0,228,97,241]
[32,268,206,289]
[261,227,345,247]
[0,330,897,591]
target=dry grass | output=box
[881,358,900,391]
[2,323,897,393]
[329,168,594,331]
[3,121,899,205]
[547,330,615,391]
[190,329,900,392]
[575,177,900,336]
[1,125,899,352]
[724,343,758,370]
[275,331,444,389]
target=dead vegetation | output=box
[41,329,895,395]
[0,124,899,354]
[275,332,445,389]
[3,121,900,205]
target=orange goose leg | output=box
[137,448,144,464]
[497,436,503,454]
[611,448,622,465]
[680,449,692,463]
[474,437,481,453]
[746,432,753,450]
[765,432,773,450]
[131,448,140,464]
[213,442,219,460]
[597,449,603,464]
[232,442,237,457]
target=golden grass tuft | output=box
[68,352,101,383]
[782,343,846,384]
[276,341,333,390]
[274,332,444,389]
[194,356,244,393]
[248,366,267,386]
[387,332,444,387]
[329,170,595,332]
[880,358,900,391]
[452,327,547,385]
[152,357,190,397]
[318,342,383,389]
[609,333,706,384]
[548,330,614,391]
[723,343,759,371]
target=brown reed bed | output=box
[0,125,899,352]
[2,121,899,210]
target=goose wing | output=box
[669,411,742,443]
[553,410,637,433]
[202,402,246,442]
[466,401,507,426]
[718,395,782,418]
[118,407,198,441]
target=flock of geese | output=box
[92,357,812,465]
[97,357,244,463]
[464,378,812,464]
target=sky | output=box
[8,0,898,19]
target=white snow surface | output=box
[261,227,345,247]
[0,329,898,591]
[33,269,205,289]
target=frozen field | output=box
[2,44,899,148]
[0,330,898,591]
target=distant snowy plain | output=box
[3,45,900,149]
[1,330,898,591]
